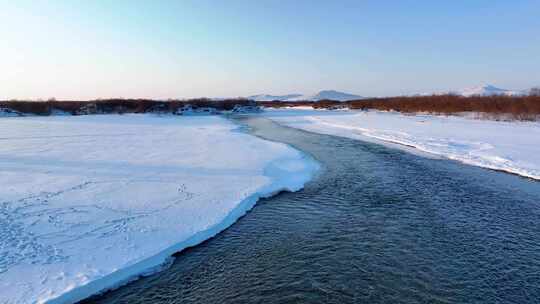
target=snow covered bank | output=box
[0,114,318,304]
[0,107,23,117]
[263,108,540,180]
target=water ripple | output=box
[84,117,540,304]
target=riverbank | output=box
[0,114,318,303]
[86,116,540,304]
[263,108,540,180]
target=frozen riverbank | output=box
[0,114,318,304]
[264,109,540,180]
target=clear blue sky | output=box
[1,0,539,99]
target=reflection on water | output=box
[84,117,540,304]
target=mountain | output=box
[451,84,525,97]
[248,90,363,102]
[529,87,540,96]
[306,90,363,101]
[248,94,303,101]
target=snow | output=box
[263,108,540,180]
[0,107,23,117]
[0,114,319,304]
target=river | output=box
[83,117,540,304]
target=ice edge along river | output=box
[0,115,319,304]
[46,169,318,304]
[3,108,539,303]
[263,108,540,181]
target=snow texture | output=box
[0,114,319,304]
[264,108,540,180]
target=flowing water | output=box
[84,117,540,304]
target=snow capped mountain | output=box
[451,84,525,97]
[249,85,533,101]
[248,94,303,101]
[248,90,363,102]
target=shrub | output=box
[0,98,257,116]
[0,101,51,115]
[346,95,540,120]
[261,95,540,121]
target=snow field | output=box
[264,108,540,180]
[0,114,318,304]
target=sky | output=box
[1,0,539,100]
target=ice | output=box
[264,108,540,180]
[0,114,319,304]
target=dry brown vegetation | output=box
[3,95,540,121]
[348,95,540,121]
[263,95,540,121]
[0,98,254,116]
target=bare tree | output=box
[530,87,540,96]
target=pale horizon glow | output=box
[1,0,539,100]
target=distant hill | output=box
[249,86,535,101]
[306,90,364,101]
[248,94,303,101]
[450,84,526,97]
[248,90,363,102]
[529,87,540,96]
